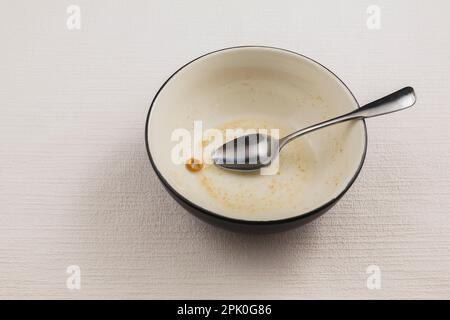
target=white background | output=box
[1,0,449,299]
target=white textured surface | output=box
[1,0,449,299]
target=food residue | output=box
[185,157,203,172]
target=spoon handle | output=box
[279,86,416,148]
[348,86,416,118]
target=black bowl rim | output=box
[145,45,368,226]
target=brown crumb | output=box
[185,157,203,172]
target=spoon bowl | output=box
[211,133,279,171]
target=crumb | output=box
[185,158,203,172]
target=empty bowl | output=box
[145,46,367,232]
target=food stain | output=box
[185,157,203,172]
[183,118,316,216]
[202,140,209,148]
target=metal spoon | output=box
[212,86,416,172]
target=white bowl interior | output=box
[147,47,366,221]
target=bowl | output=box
[145,46,367,232]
